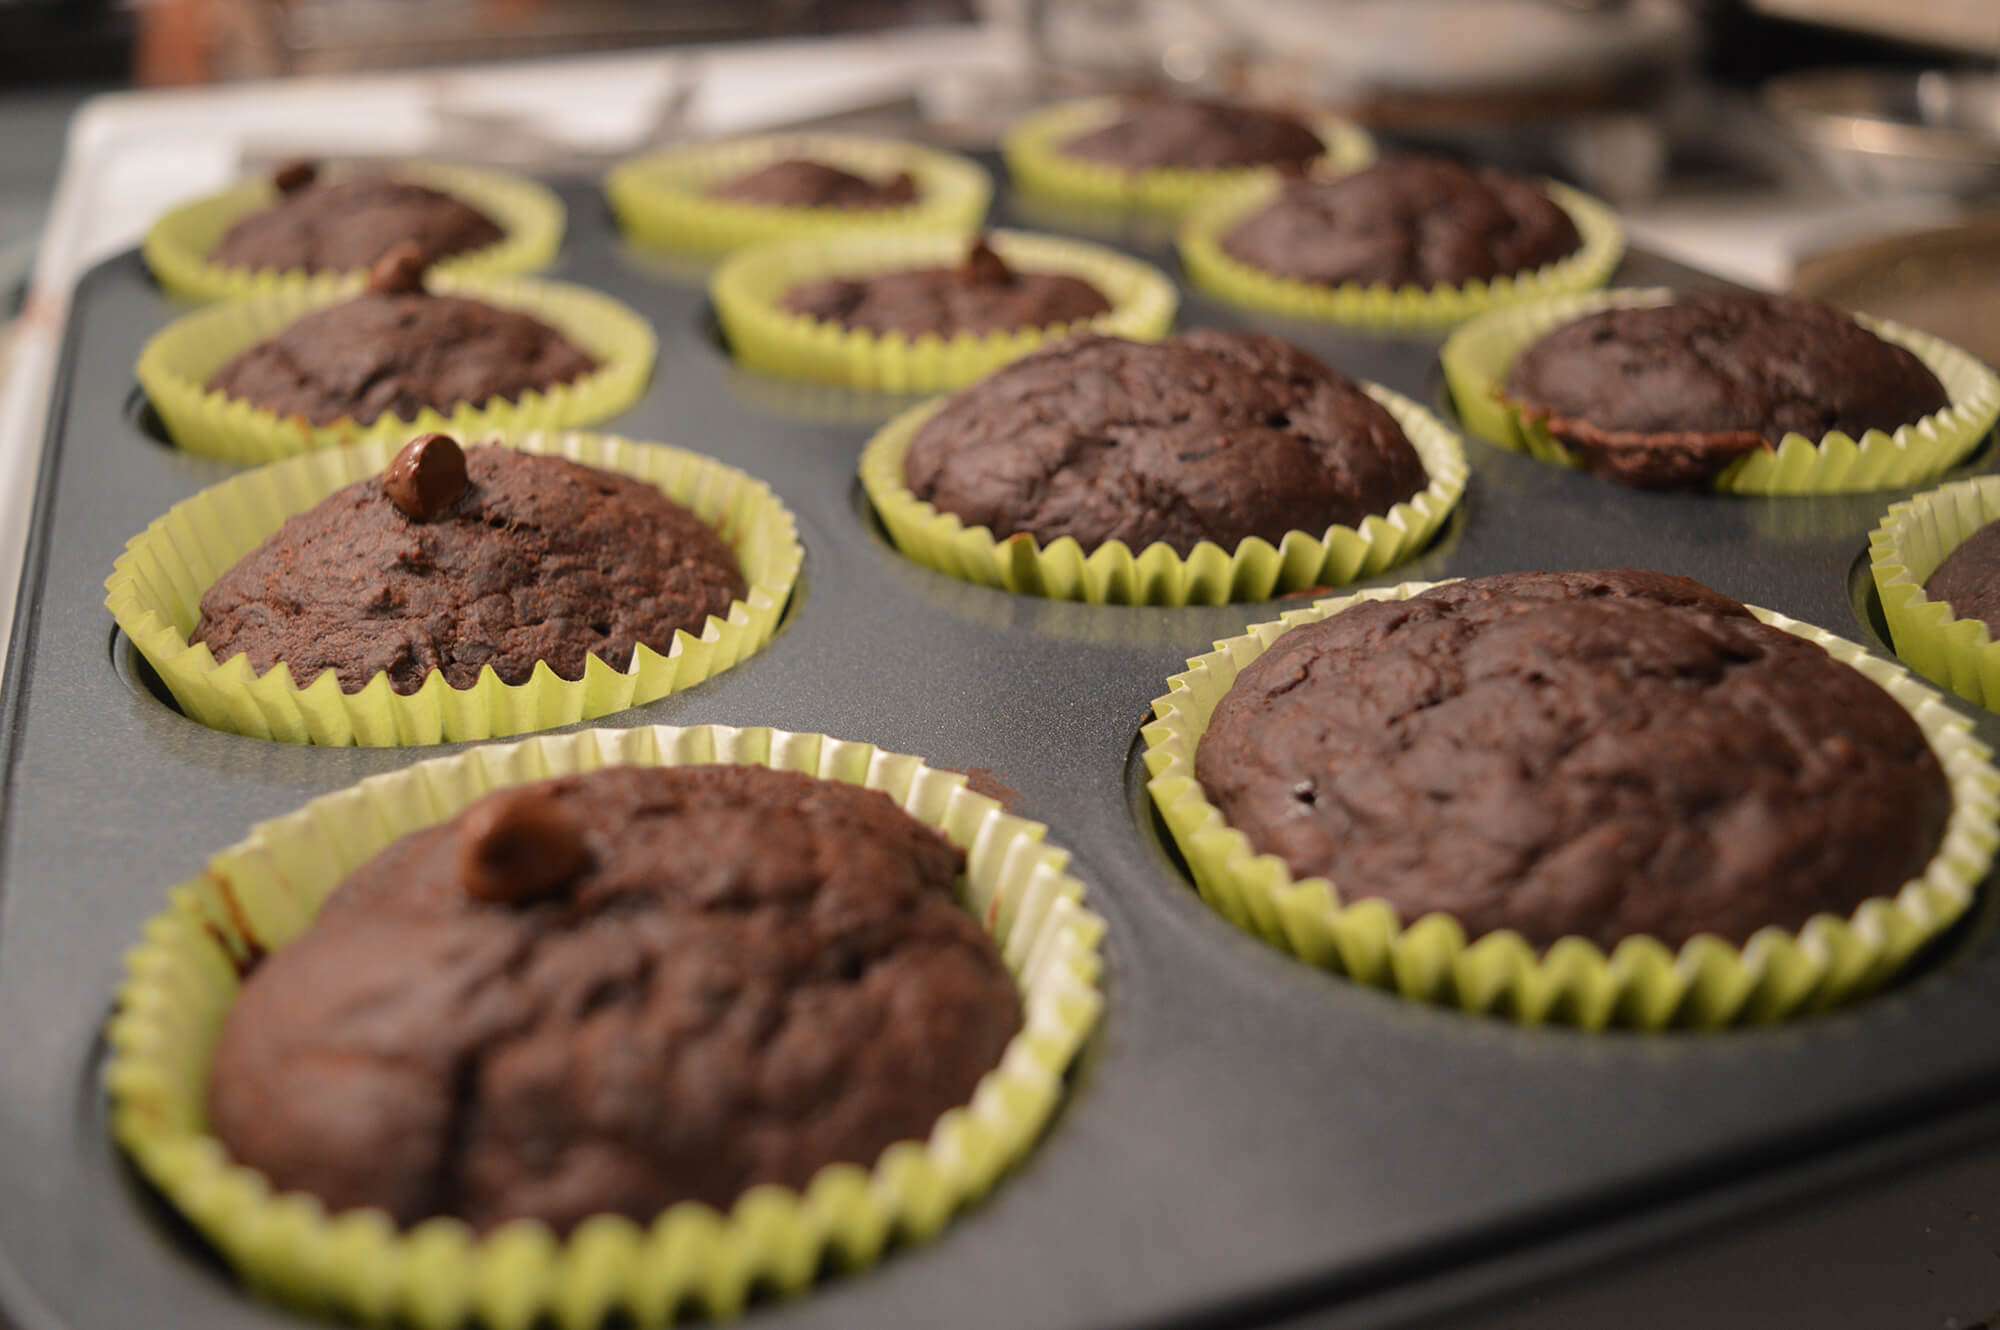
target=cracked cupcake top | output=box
[191,439,744,694]
[1501,291,1951,488]
[206,763,1022,1234]
[1220,156,1580,290]
[778,236,1111,339]
[1196,569,1951,950]
[902,329,1427,555]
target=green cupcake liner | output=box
[1178,175,1623,332]
[711,228,1179,393]
[1871,476,2000,711]
[106,722,1105,1327]
[105,430,801,747]
[1441,287,2000,494]
[859,382,1467,605]
[144,161,565,305]
[1001,97,1375,219]
[1143,580,2000,1029]
[135,271,657,466]
[605,134,992,258]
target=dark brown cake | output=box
[204,248,597,428]
[1924,519,2000,638]
[1059,97,1324,171]
[1219,157,1581,290]
[779,237,1110,339]
[902,329,1427,556]
[708,158,919,209]
[1501,292,1952,489]
[191,436,745,694]
[1195,569,1950,950]
[206,763,1022,1235]
[208,163,504,275]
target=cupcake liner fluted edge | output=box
[135,270,657,466]
[105,430,802,747]
[1001,97,1375,219]
[709,228,1179,394]
[859,383,1467,605]
[1441,287,2000,495]
[1871,475,2000,710]
[1142,580,2000,1029]
[144,161,565,304]
[106,722,1105,1328]
[605,133,992,258]
[1177,176,1623,332]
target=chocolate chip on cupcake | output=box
[205,762,1023,1234]
[204,244,598,427]
[901,329,1427,555]
[190,433,745,694]
[1500,291,1953,489]
[708,158,920,210]
[779,235,1111,339]
[1195,569,1952,950]
[208,159,506,275]
[1058,96,1325,172]
[1219,156,1581,290]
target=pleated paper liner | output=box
[135,271,657,466]
[144,161,565,305]
[1871,475,2000,712]
[605,133,992,258]
[1142,581,2000,1030]
[105,722,1106,1329]
[104,431,801,747]
[1441,287,2000,495]
[1001,97,1376,218]
[859,383,1468,605]
[1178,175,1623,332]
[710,228,1179,393]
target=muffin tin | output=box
[5,165,2000,1330]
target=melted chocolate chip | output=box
[458,786,594,905]
[366,241,428,296]
[272,159,318,195]
[957,236,1013,288]
[383,433,468,521]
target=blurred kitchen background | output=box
[0,0,1997,346]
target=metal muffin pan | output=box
[4,172,2000,1330]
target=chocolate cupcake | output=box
[192,433,744,696]
[1923,521,2000,637]
[107,724,1103,1321]
[1872,477,2000,713]
[1145,573,1997,1027]
[861,330,1468,603]
[1219,157,1581,290]
[778,237,1111,339]
[1499,291,1953,488]
[904,330,1423,555]
[1197,570,1949,950]
[204,245,598,429]
[707,158,919,210]
[208,160,504,275]
[207,762,1022,1234]
[1058,96,1326,172]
